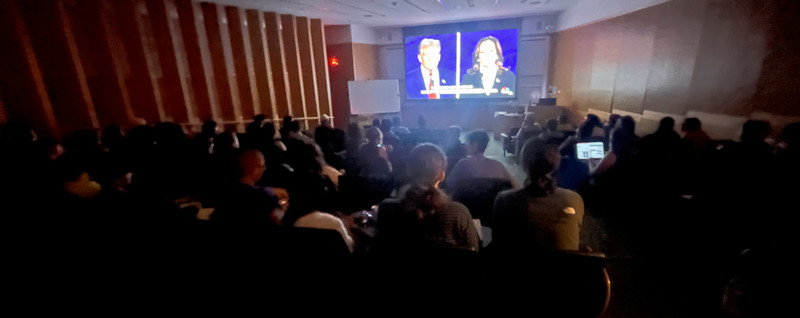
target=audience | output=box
[2,110,797,313]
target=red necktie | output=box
[428,70,436,99]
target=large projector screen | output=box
[404,28,519,100]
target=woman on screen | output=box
[461,36,516,97]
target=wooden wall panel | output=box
[246,10,277,120]
[1,0,333,137]
[587,22,620,113]
[109,0,162,124]
[749,0,800,116]
[201,2,239,124]
[548,32,574,109]
[18,0,98,133]
[549,0,800,120]
[175,0,219,123]
[263,12,290,119]
[0,89,7,123]
[144,0,190,123]
[641,0,707,115]
[62,0,133,128]
[686,0,764,116]
[310,19,332,121]
[296,17,319,124]
[570,28,595,112]
[610,11,657,114]
[280,14,306,123]
[0,0,60,138]
[224,6,257,122]
[132,0,168,123]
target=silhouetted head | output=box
[606,114,621,128]
[741,120,770,143]
[585,114,602,128]
[682,118,702,132]
[0,121,37,145]
[392,117,403,127]
[447,125,461,142]
[381,119,393,133]
[578,121,596,139]
[154,122,186,146]
[202,120,218,136]
[418,115,427,129]
[282,115,293,127]
[658,117,675,132]
[365,127,383,144]
[101,125,125,151]
[406,143,447,187]
[466,130,490,155]
[520,137,561,196]
[617,116,636,136]
[214,131,240,155]
[611,127,637,158]
[287,120,301,133]
[780,122,800,150]
[558,113,571,125]
[237,149,266,186]
[63,130,100,154]
[546,118,559,132]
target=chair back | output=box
[451,178,513,227]
[480,249,612,317]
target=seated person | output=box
[446,130,519,192]
[373,143,480,255]
[492,137,585,252]
[209,149,283,229]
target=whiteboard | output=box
[348,80,400,115]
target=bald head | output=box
[238,149,266,186]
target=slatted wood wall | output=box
[0,0,332,140]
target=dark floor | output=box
[483,133,730,318]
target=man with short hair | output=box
[406,38,454,99]
[445,130,519,191]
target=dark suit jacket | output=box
[406,67,456,99]
[460,67,516,98]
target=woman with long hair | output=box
[461,36,516,97]
[492,137,585,252]
[373,143,479,255]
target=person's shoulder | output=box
[378,198,402,212]
[496,187,525,201]
[553,187,582,202]
[301,211,342,226]
[442,200,472,218]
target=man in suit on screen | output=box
[406,38,454,99]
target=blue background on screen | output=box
[403,29,518,99]
[404,34,457,99]
[459,29,518,78]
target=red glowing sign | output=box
[329,56,339,66]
